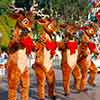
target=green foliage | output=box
[0,0,15,46]
[52,0,89,22]
[14,0,33,10]
[0,15,16,46]
[0,0,89,46]
[1,45,8,51]
[0,0,12,15]
[37,0,89,22]
[33,23,43,41]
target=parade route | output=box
[0,0,100,100]
[0,69,100,100]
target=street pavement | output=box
[0,68,100,100]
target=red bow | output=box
[88,42,96,52]
[20,36,34,55]
[96,10,100,23]
[46,40,57,56]
[66,41,77,54]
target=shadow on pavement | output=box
[0,91,8,100]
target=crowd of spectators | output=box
[0,47,8,77]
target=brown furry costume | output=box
[78,25,98,91]
[57,24,81,95]
[32,19,57,100]
[7,12,33,100]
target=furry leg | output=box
[88,61,98,86]
[62,63,71,95]
[73,65,81,91]
[20,67,30,100]
[8,68,20,100]
[80,63,88,91]
[34,66,46,100]
[46,67,56,97]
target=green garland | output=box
[33,23,43,42]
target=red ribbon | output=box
[20,36,34,54]
[66,41,78,54]
[96,10,100,23]
[46,40,57,56]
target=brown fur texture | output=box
[33,64,56,99]
[78,26,98,91]
[57,24,81,95]
[58,41,81,95]
[78,40,98,91]
[32,19,56,99]
[7,12,33,100]
[7,55,29,100]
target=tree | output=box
[52,0,89,22]
[14,0,33,10]
[0,0,12,15]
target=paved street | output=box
[0,69,100,100]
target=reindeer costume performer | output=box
[7,11,34,100]
[57,24,81,95]
[32,18,57,100]
[78,24,99,91]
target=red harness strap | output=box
[46,40,57,56]
[66,41,78,55]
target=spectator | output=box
[0,48,8,77]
